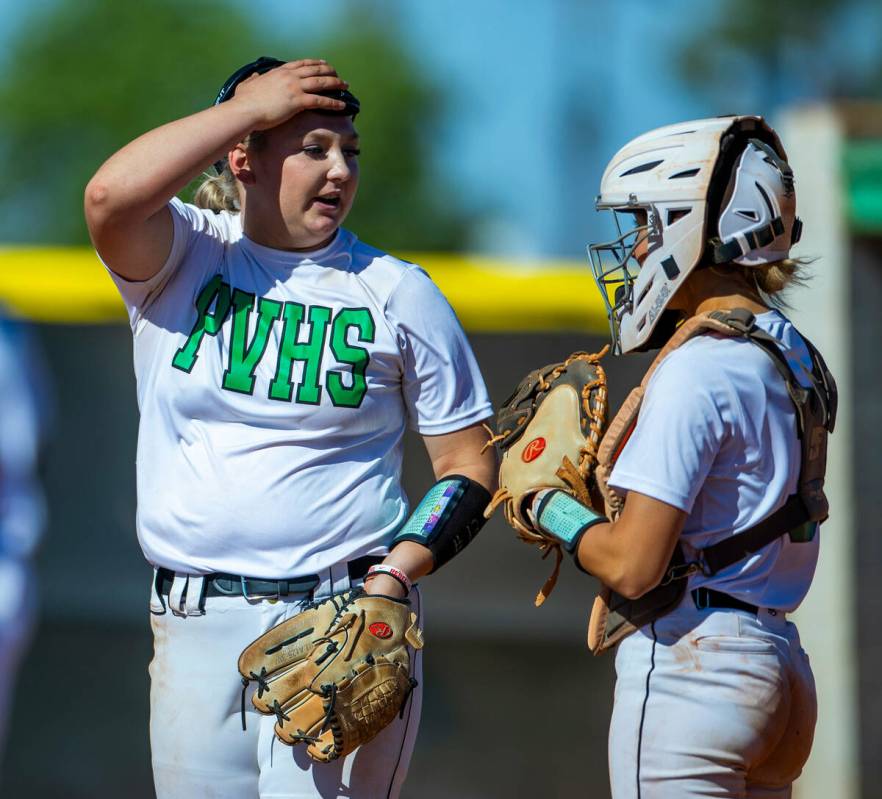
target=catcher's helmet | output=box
[588,115,802,354]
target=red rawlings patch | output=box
[522,437,546,463]
[369,622,393,639]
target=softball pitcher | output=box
[495,116,835,798]
[84,57,495,798]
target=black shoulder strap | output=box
[801,335,838,434]
[696,309,833,577]
[700,495,810,576]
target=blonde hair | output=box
[193,165,241,213]
[739,257,813,308]
[192,131,266,214]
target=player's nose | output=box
[327,150,353,182]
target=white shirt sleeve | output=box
[102,198,238,327]
[385,266,493,435]
[609,342,730,513]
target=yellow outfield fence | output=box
[0,246,609,333]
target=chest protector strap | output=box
[587,308,837,654]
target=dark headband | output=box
[212,56,360,172]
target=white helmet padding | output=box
[716,139,801,266]
[587,115,802,354]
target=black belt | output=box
[156,554,383,601]
[691,587,759,615]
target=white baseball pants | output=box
[608,595,816,798]
[148,568,422,799]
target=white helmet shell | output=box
[588,115,800,354]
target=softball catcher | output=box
[85,56,495,798]
[490,116,835,798]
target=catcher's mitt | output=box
[485,349,609,605]
[238,588,424,763]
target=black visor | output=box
[214,55,360,115]
[214,56,284,105]
[212,56,360,172]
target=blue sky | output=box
[3,0,879,257]
[245,0,720,257]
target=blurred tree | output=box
[0,0,264,244]
[677,0,882,107]
[0,0,467,251]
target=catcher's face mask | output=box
[588,204,653,354]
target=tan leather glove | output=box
[238,588,423,762]
[485,349,609,605]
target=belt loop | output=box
[169,574,188,617]
[314,567,334,600]
[149,568,166,615]
[185,575,206,616]
[240,576,267,603]
[331,562,350,595]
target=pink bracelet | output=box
[365,564,413,595]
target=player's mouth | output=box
[312,194,342,212]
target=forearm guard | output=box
[391,475,491,572]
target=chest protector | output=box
[587,308,837,654]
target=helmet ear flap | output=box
[702,123,795,267]
[714,138,798,266]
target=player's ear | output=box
[228,144,255,185]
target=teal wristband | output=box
[534,490,607,555]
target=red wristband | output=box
[365,564,413,595]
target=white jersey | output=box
[609,310,818,611]
[106,199,492,578]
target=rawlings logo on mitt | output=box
[238,589,424,763]
[485,349,609,605]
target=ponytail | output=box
[192,131,265,213]
[193,166,240,213]
[740,257,813,308]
